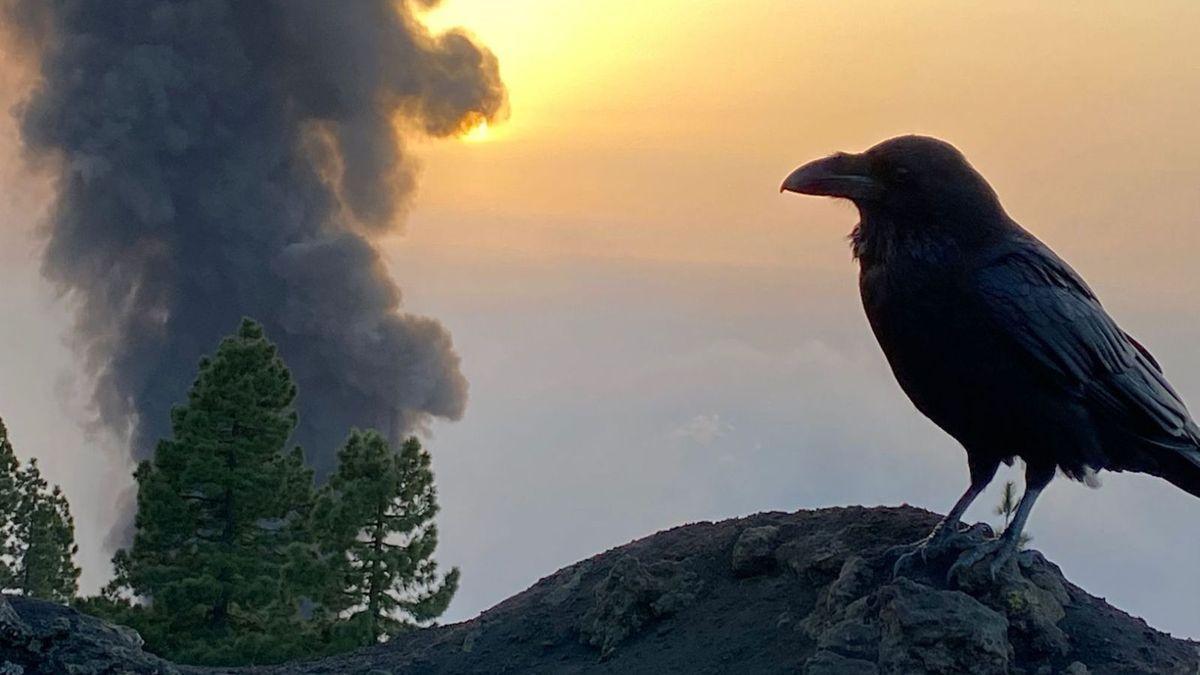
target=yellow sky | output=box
[406,0,1200,300]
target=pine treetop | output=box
[0,416,81,603]
[111,320,316,665]
[312,430,457,645]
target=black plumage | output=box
[781,135,1200,575]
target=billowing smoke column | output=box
[4,1,503,538]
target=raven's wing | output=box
[975,237,1200,469]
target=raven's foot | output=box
[947,537,1017,585]
[891,524,974,579]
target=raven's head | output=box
[780,135,1004,228]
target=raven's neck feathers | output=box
[849,218,961,268]
[851,208,1012,269]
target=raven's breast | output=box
[858,260,1085,459]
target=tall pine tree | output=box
[10,459,81,602]
[0,419,21,587]
[108,319,315,665]
[311,430,458,648]
[0,418,81,603]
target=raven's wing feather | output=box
[975,237,1200,466]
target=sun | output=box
[461,119,491,143]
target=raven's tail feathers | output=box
[1163,445,1200,499]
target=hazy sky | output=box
[3,1,1199,637]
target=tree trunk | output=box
[366,501,386,641]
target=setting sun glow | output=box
[461,119,491,143]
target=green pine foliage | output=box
[995,480,1019,528]
[0,419,21,587]
[994,480,1032,548]
[11,459,81,602]
[103,319,317,666]
[76,321,460,664]
[310,430,458,649]
[0,418,81,603]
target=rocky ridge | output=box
[1,506,1196,674]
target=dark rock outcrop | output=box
[3,506,1198,674]
[0,595,176,674]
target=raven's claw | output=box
[947,538,1016,584]
[891,526,958,579]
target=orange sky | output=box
[405,0,1200,299]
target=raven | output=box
[781,135,1200,577]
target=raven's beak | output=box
[780,153,880,201]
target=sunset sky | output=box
[2,1,1199,637]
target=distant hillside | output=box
[2,506,1197,674]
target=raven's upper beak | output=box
[780,152,881,201]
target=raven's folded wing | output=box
[975,238,1200,462]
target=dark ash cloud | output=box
[3,0,504,543]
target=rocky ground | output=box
[2,506,1197,674]
[0,592,177,674]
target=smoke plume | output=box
[3,1,503,539]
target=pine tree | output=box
[994,480,1032,548]
[311,431,458,649]
[107,319,316,665]
[0,418,81,603]
[995,480,1019,528]
[10,459,81,602]
[0,419,21,587]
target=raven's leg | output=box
[949,462,1054,581]
[893,457,999,577]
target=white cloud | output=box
[669,413,733,446]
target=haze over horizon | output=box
[2,0,1198,639]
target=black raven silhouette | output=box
[781,135,1200,577]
